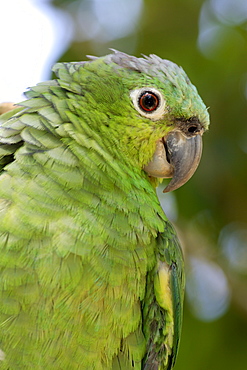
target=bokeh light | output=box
[219,222,247,274]
[186,257,231,321]
[0,0,72,102]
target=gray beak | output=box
[144,130,203,193]
[163,131,202,192]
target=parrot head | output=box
[54,50,209,192]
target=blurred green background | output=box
[3,0,247,368]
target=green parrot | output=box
[0,50,209,369]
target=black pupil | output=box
[143,94,155,108]
[140,92,158,112]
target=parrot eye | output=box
[139,91,159,112]
[130,87,166,120]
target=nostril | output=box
[175,117,203,137]
[188,125,199,134]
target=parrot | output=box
[0,50,209,369]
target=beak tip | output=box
[162,181,179,193]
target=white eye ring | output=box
[130,87,166,121]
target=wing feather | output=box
[142,223,185,370]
